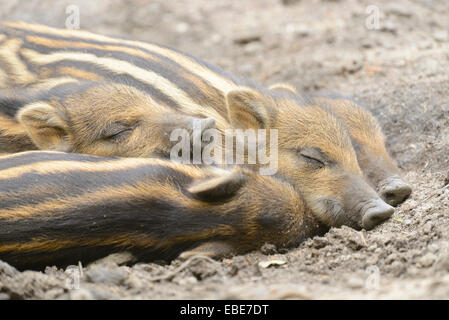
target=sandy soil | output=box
[0,0,448,299]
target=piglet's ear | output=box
[268,83,298,96]
[188,169,248,201]
[17,102,72,152]
[225,89,276,129]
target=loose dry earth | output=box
[0,0,448,299]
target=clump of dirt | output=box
[0,0,448,299]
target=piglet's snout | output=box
[379,176,412,207]
[362,198,394,230]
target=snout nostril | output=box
[384,191,396,201]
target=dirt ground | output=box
[0,0,448,299]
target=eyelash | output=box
[299,153,325,168]
[106,128,133,141]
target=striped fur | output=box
[269,83,411,206]
[0,151,325,270]
[0,22,398,230]
[0,21,243,125]
[311,96,412,206]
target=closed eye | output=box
[106,128,133,141]
[295,147,327,169]
[300,153,325,168]
[101,122,136,142]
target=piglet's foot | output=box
[178,241,237,261]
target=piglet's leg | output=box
[178,241,237,260]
